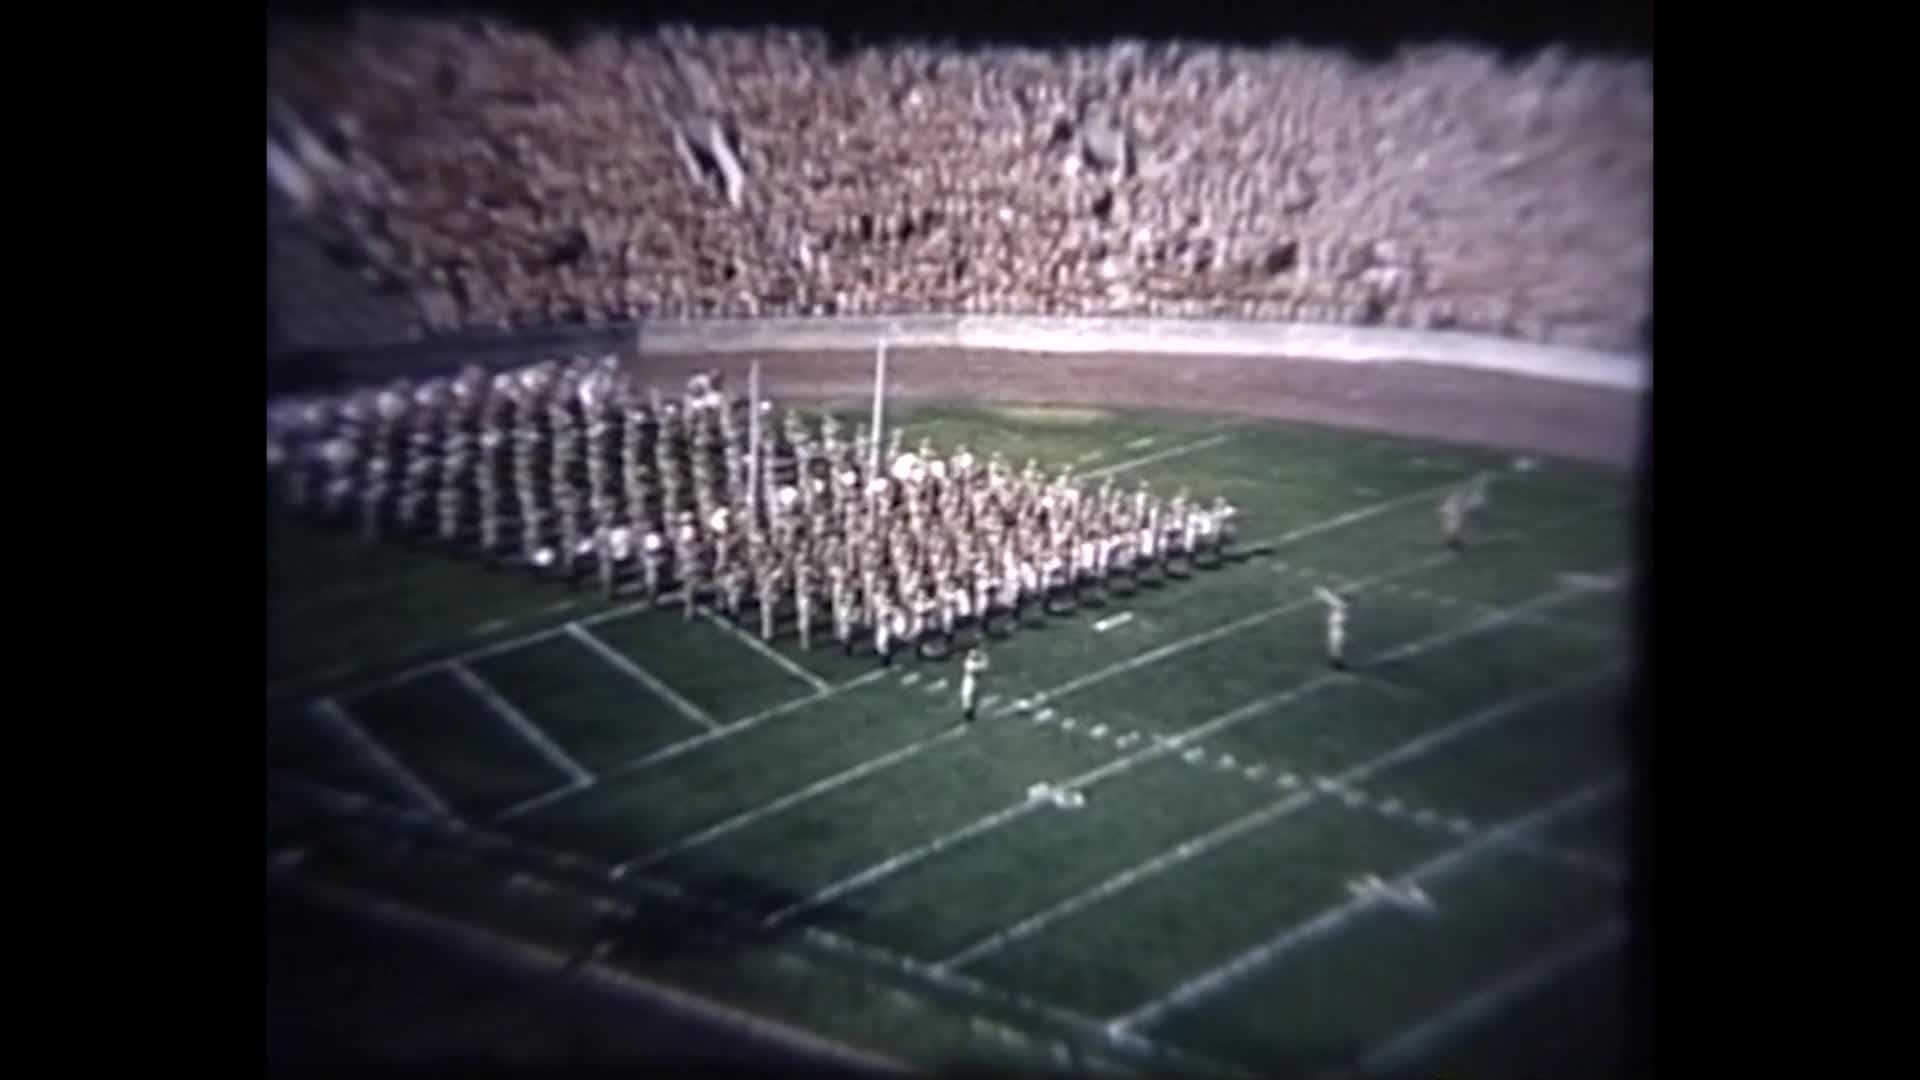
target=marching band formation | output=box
[266,356,1242,668]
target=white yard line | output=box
[492,668,893,823]
[701,610,833,693]
[938,665,1618,970]
[565,623,718,731]
[1358,917,1629,1076]
[1271,563,1617,644]
[760,581,1602,931]
[310,698,457,819]
[1502,838,1626,883]
[617,726,970,873]
[446,662,595,786]
[1107,774,1627,1035]
[324,597,658,703]
[1008,551,1456,714]
[269,772,1249,1079]
[1244,478,1468,551]
[1080,433,1234,480]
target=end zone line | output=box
[1108,774,1628,1035]
[1358,918,1629,1076]
[446,661,595,786]
[565,623,719,731]
[309,699,459,820]
[700,609,834,694]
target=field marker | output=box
[1358,917,1628,1076]
[935,667,1615,971]
[491,666,893,822]
[310,698,456,818]
[927,678,949,693]
[616,726,971,873]
[446,662,594,786]
[270,773,1248,1079]
[1082,433,1233,480]
[980,694,1002,711]
[540,598,579,616]
[1278,773,1299,788]
[1378,798,1403,816]
[469,617,511,636]
[1412,810,1439,827]
[1035,708,1056,722]
[1107,774,1627,1034]
[766,581,1604,931]
[565,624,718,732]
[1061,718,1078,730]
[700,610,834,693]
[902,672,922,686]
[1124,436,1158,450]
[1091,612,1135,634]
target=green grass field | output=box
[267,404,1635,1077]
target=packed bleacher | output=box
[266,16,1651,351]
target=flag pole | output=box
[747,359,762,525]
[868,337,887,485]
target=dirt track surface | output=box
[274,333,1641,468]
[628,347,1643,467]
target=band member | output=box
[1315,586,1351,670]
[960,645,989,723]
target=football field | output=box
[267,403,1635,1077]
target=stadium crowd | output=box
[267,17,1650,350]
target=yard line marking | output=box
[1358,918,1628,1076]
[329,596,657,703]
[1081,433,1233,480]
[1022,551,1456,709]
[1504,839,1627,883]
[446,662,594,786]
[1243,478,1467,551]
[567,623,718,731]
[1124,435,1158,450]
[540,598,579,616]
[616,726,971,873]
[1272,562,1614,644]
[1107,775,1627,1035]
[902,672,922,686]
[936,666,1615,971]
[492,667,894,822]
[469,617,510,636]
[269,773,1250,1079]
[701,610,833,693]
[761,582,1603,931]
[310,698,456,819]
